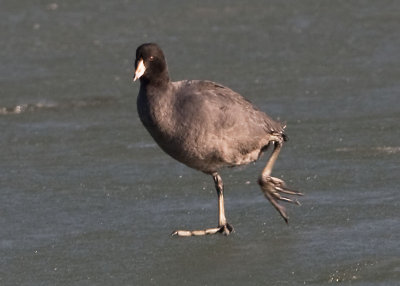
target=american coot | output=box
[133,43,302,236]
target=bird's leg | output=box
[258,137,303,223]
[213,172,234,235]
[171,172,234,237]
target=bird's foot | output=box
[217,223,234,236]
[171,223,234,237]
[258,176,303,223]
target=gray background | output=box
[1,1,399,285]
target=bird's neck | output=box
[140,70,170,90]
[139,78,172,101]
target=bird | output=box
[133,43,302,236]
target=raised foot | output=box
[258,176,303,223]
[171,223,234,237]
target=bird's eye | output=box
[149,56,155,61]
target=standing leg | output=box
[171,172,233,237]
[213,172,234,235]
[258,139,303,223]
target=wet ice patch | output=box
[0,97,116,115]
[0,102,57,115]
[375,146,400,154]
[335,146,400,155]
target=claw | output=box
[276,195,301,205]
[275,186,304,196]
[258,176,302,223]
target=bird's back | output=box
[138,80,286,174]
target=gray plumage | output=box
[133,43,301,236]
[137,78,286,174]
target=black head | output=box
[134,43,169,85]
